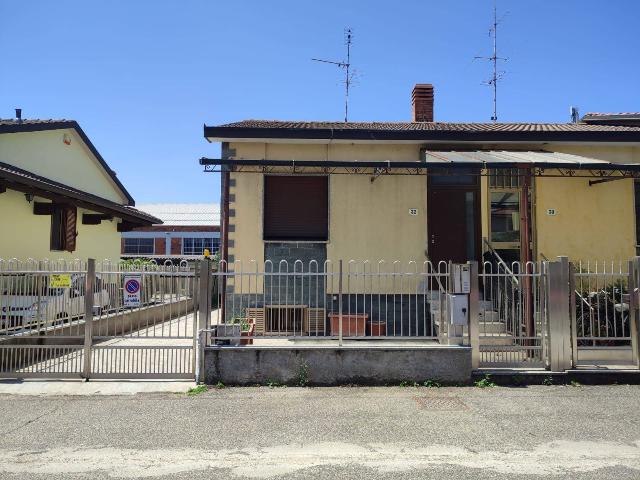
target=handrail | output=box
[482,238,519,287]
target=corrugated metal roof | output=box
[423,150,612,166]
[136,203,220,226]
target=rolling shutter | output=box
[263,176,328,241]
[64,206,77,252]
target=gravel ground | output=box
[0,384,638,479]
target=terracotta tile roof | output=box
[583,112,640,118]
[0,118,72,126]
[214,119,640,132]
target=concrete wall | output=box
[203,345,472,385]
[0,189,122,261]
[0,129,127,204]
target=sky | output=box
[1,1,639,205]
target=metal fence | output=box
[479,261,547,368]
[0,258,198,379]
[211,260,449,342]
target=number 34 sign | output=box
[123,274,142,307]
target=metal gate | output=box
[0,259,199,379]
[478,260,548,368]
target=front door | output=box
[427,173,480,264]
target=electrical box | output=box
[451,264,471,294]
[448,294,469,326]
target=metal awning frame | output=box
[200,158,640,179]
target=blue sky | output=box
[1,1,639,204]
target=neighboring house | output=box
[203,84,640,267]
[582,112,640,127]
[121,203,220,260]
[0,112,160,261]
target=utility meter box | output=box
[448,294,469,326]
[451,264,471,294]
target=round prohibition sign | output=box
[125,279,141,294]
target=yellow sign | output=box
[50,274,71,288]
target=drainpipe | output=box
[520,165,534,342]
[220,143,231,324]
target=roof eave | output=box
[204,126,640,144]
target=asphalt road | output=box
[0,384,639,479]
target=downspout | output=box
[520,165,534,343]
[220,142,231,323]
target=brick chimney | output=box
[411,84,434,122]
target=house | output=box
[0,112,160,261]
[202,85,640,268]
[121,203,220,260]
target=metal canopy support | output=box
[200,157,640,179]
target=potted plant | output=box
[367,320,386,337]
[240,318,255,345]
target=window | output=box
[182,237,219,256]
[123,238,155,255]
[50,205,77,252]
[263,176,329,241]
[490,191,520,243]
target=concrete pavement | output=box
[0,384,639,478]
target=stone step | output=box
[480,334,515,346]
[479,310,500,322]
[478,321,506,334]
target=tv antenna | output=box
[312,28,354,122]
[475,0,508,122]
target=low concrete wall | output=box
[203,345,472,385]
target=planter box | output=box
[368,321,386,337]
[329,313,367,337]
[240,321,255,346]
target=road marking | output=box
[1,440,639,478]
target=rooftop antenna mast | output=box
[312,28,354,122]
[475,0,507,122]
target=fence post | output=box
[198,259,212,331]
[547,257,572,372]
[82,258,95,380]
[468,261,480,370]
[568,261,578,368]
[630,257,640,368]
[338,260,343,347]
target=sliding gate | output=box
[0,259,199,379]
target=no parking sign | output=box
[123,274,142,307]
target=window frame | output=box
[181,237,219,256]
[123,238,155,255]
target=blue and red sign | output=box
[123,274,142,307]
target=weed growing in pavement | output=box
[399,380,419,387]
[297,360,309,387]
[543,376,554,386]
[423,379,442,388]
[187,385,208,396]
[474,375,496,388]
[214,381,225,389]
[570,380,582,387]
[267,380,286,388]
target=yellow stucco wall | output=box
[0,189,121,262]
[227,141,639,265]
[534,175,635,262]
[0,129,127,204]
